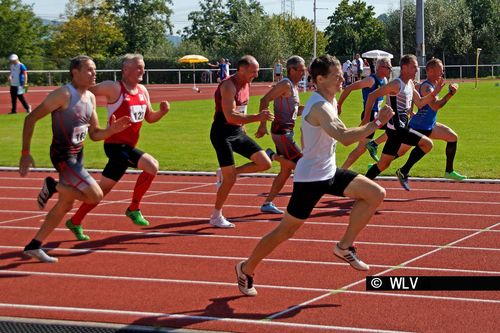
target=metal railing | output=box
[1,64,498,86]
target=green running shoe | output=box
[365,141,380,162]
[444,171,467,181]
[65,219,90,241]
[125,208,150,226]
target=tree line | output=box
[0,0,498,71]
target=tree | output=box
[47,0,125,61]
[383,0,475,63]
[109,0,174,54]
[183,0,228,51]
[466,0,500,62]
[279,16,328,61]
[0,0,48,61]
[324,0,387,59]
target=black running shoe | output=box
[37,177,57,210]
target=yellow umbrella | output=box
[178,55,209,91]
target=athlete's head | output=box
[236,55,259,83]
[121,53,145,84]
[286,56,306,84]
[309,55,343,92]
[400,54,419,79]
[425,58,444,81]
[375,57,392,78]
[69,55,96,87]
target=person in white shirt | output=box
[8,54,31,114]
[235,54,394,296]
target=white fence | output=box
[1,64,498,86]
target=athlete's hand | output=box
[448,83,458,95]
[433,77,445,96]
[259,110,274,122]
[255,123,269,138]
[160,101,170,115]
[377,105,394,125]
[109,114,131,134]
[19,154,35,177]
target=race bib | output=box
[130,105,146,123]
[72,125,88,145]
[236,105,247,115]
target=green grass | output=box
[1,81,499,179]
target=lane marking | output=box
[265,222,500,320]
[0,302,412,333]
[1,272,498,305]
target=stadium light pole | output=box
[400,0,404,58]
[475,48,482,88]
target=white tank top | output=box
[294,92,337,182]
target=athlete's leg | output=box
[129,153,158,211]
[342,138,370,169]
[341,175,385,247]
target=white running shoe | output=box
[235,261,257,296]
[215,168,223,189]
[209,215,235,228]
[24,249,58,263]
[333,243,369,271]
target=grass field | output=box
[1,81,499,179]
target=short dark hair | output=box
[400,54,417,67]
[69,55,93,77]
[426,57,443,70]
[309,54,340,82]
[237,55,257,70]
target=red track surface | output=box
[0,170,499,332]
[0,83,274,115]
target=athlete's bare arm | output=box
[306,102,393,146]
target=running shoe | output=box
[365,141,380,162]
[333,243,369,271]
[65,219,90,241]
[265,148,275,161]
[125,208,150,226]
[37,176,57,210]
[209,215,235,228]
[235,261,257,296]
[260,202,283,214]
[444,171,467,181]
[215,168,223,189]
[24,249,58,263]
[395,168,411,191]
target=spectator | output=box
[8,54,31,114]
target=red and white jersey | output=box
[105,81,148,147]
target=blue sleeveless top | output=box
[362,74,386,113]
[409,80,437,131]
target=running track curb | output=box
[1,166,499,184]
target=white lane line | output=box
[1,271,498,305]
[1,182,500,194]
[0,302,413,333]
[266,222,500,320]
[1,226,499,251]
[2,209,500,233]
[0,182,212,226]
[1,245,499,275]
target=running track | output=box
[0,170,499,332]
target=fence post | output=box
[146,70,149,84]
[48,72,52,86]
[459,66,462,81]
[178,70,181,84]
[113,71,117,81]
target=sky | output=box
[23,0,400,34]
